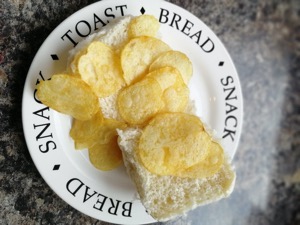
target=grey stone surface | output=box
[0,0,299,224]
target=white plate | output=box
[22,0,243,224]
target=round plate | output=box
[22,0,243,224]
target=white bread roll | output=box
[117,128,235,221]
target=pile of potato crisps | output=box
[37,15,224,177]
[139,113,224,178]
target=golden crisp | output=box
[70,111,104,149]
[78,41,125,97]
[36,74,99,121]
[138,113,211,176]
[146,67,189,112]
[121,36,171,85]
[128,14,160,38]
[97,118,127,143]
[149,50,193,85]
[70,112,126,150]
[68,48,87,76]
[146,67,178,90]
[162,80,189,113]
[117,78,164,125]
[175,141,224,179]
[88,136,123,171]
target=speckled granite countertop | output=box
[1,0,299,225]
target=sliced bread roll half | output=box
[117,128,236,222]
